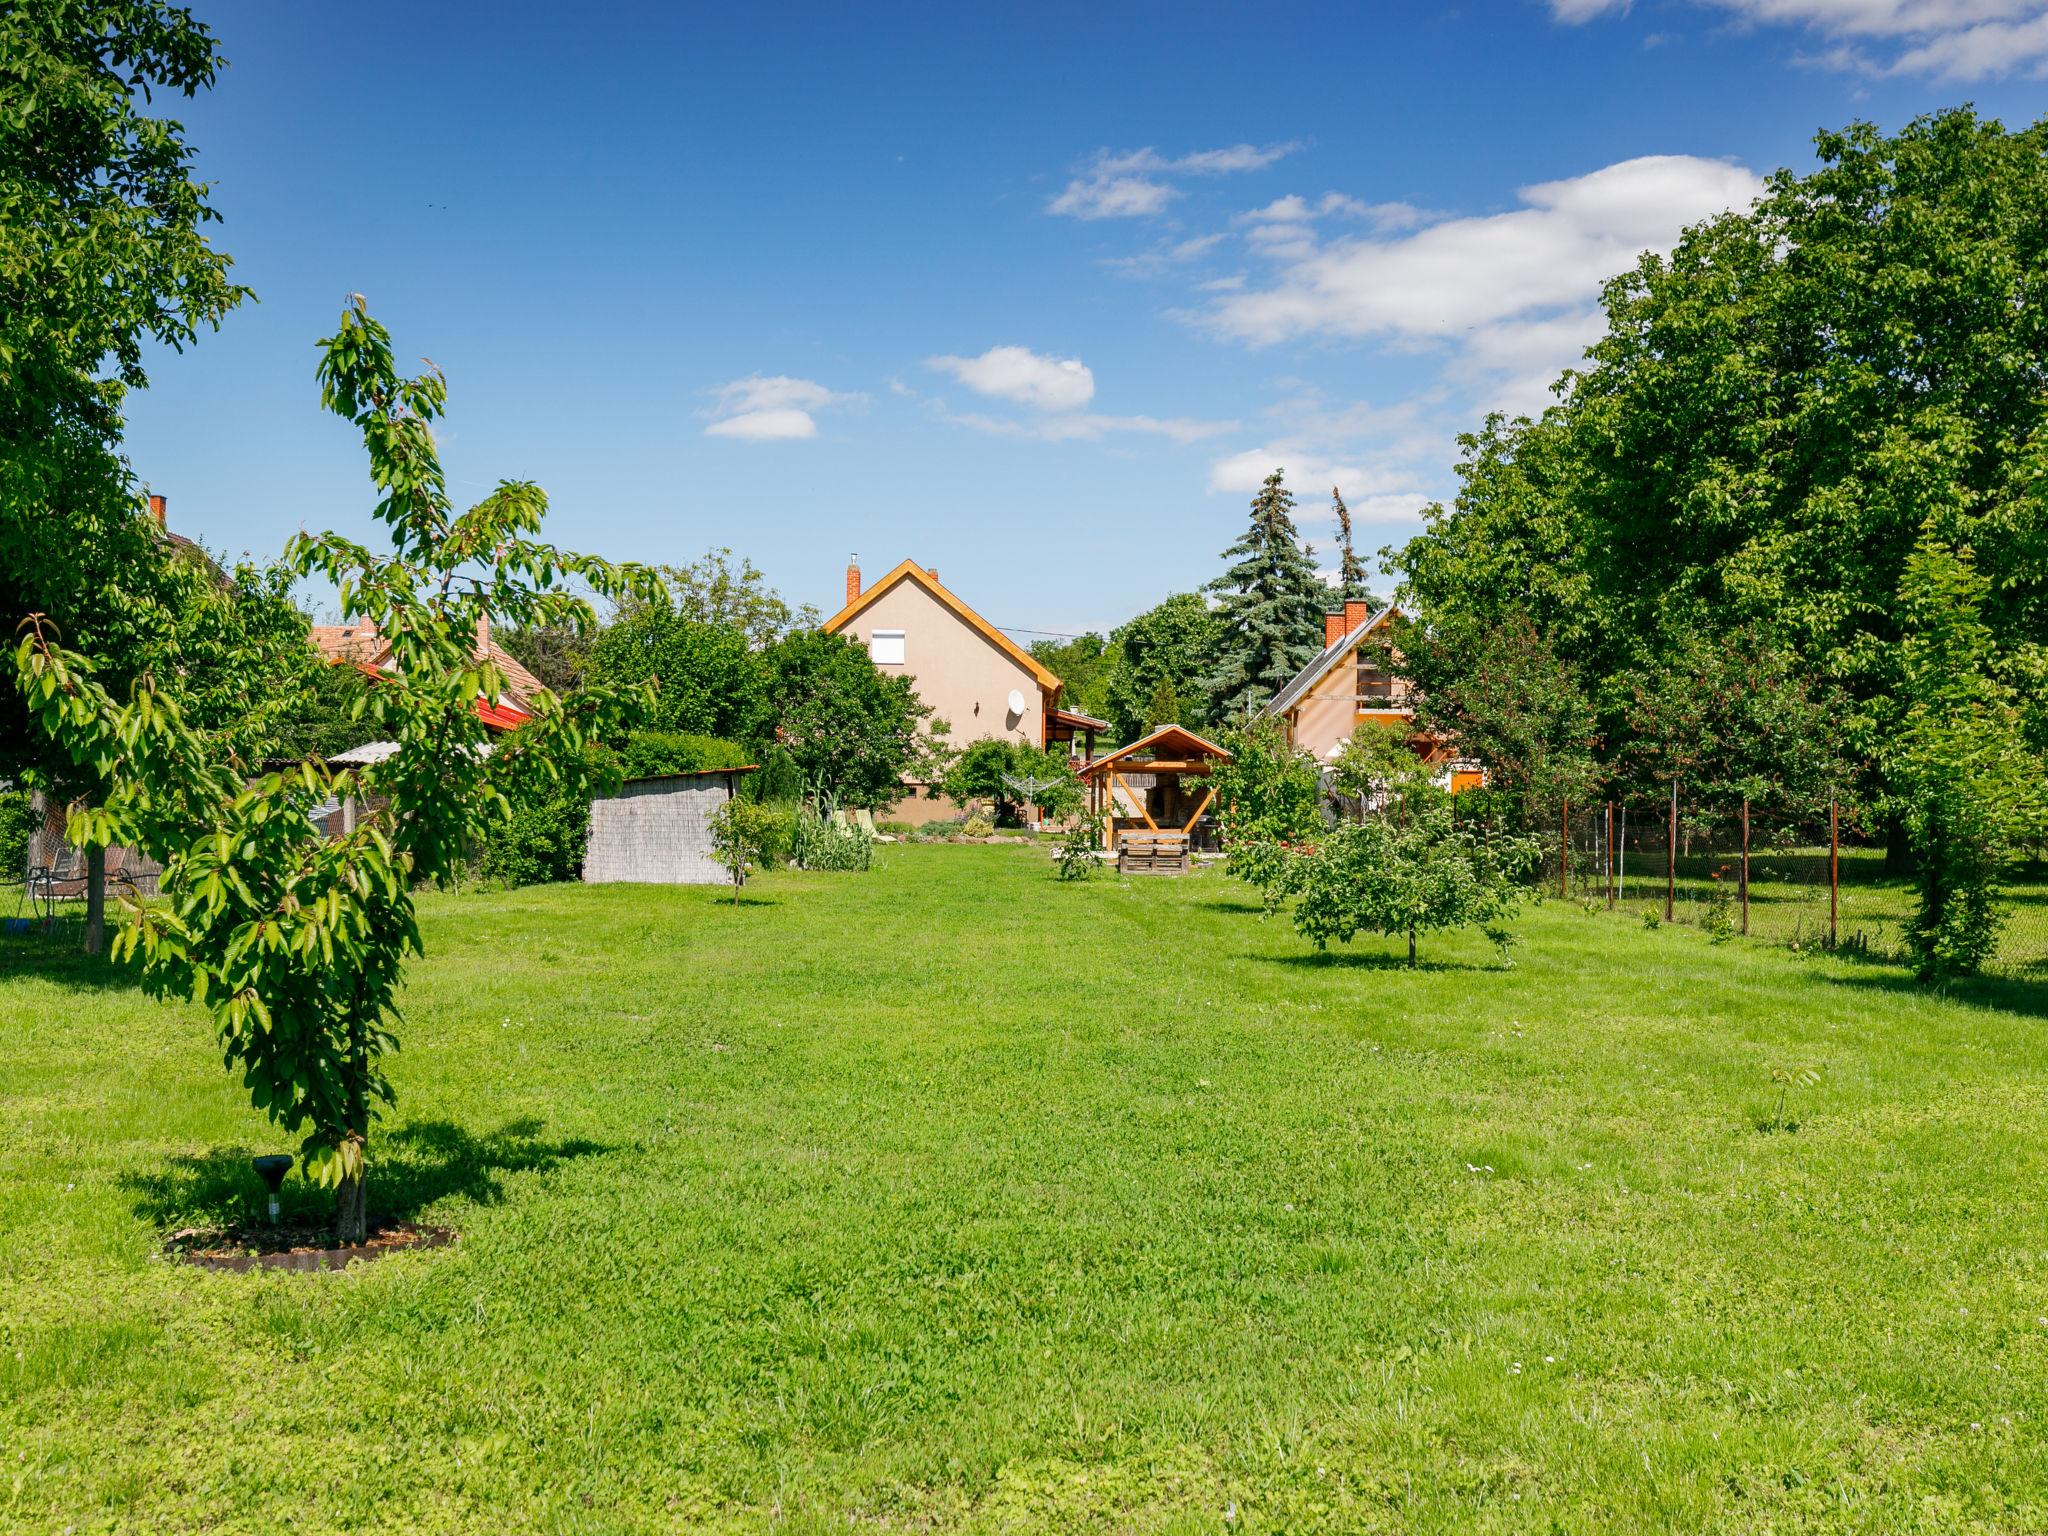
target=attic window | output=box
[869,629,905,665]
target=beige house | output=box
[823,559,1101,822]
[1258,600,1483,793]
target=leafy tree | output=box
[761,630,949,809]
[943,737,1017,810]
[12,300,651,1242]
[1329,719,1437,812]
[1203,472,1328,723]
[1392,612,1602,821]
[708,797,781,905]
[586,604,766,741]
[1888,528,2045,978]
[656,547,818,649]
[1330,486,1379,605]
[1614,626,1850,817]
[1211,721,1324,854]
[262,655,384,765]
[1030,631,1113,721]
[1100,593,1219,742]
[1287,801,1541,966]
[498,622,595,695]
[1389,110,2048,840]
[613,731,751,779]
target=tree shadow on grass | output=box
[1822,968,2048,1023]
[1257,948,1479,974]
[1201,898,1267,915]
[0,927,152,997]
[122,1116,620,1231]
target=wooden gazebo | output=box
[1077,724,1234,869]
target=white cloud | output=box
[926,345,1096,411]
[1049,141,1300,220]
[1103,233,1227,277]
[1552,0,2048,79]
[946,410,1236,446]
[702,375,864,441]
[1201,154,1763,402]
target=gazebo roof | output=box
[1077,723,1232,778]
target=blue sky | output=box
[128,0,2048,640]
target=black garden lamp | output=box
[251,1154,293,1224]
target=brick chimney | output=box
[846,556,861,606]
[1323,612,1344,647]
[1343,599,1371,637]
[926,566,938,583]
[147,493,166,525]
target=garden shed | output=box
[582,766,757,885]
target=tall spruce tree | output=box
[1332,486,1377,603]
[1203,471,1328,721]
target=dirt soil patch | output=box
[166,1219,454,1273]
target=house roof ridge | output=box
[822,559,1061,693]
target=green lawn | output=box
[4,845,2047,1534]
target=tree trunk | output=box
[336,1003,369,1244]
[83,841,105,955]
[1408,926,1417,968]
[335,1166,367,1246]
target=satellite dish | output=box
[1006,688,1026,718]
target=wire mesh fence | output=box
[1531,794,2048,981]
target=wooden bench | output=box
[1117,829,1190,876]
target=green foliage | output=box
[586,605,765,741]
[10,300,651,1240]
[0,1,256,809]
[1889,528,2045,979]
[761,630,949,810]
[1388,110,2048,821]
[614,731,751,780]
[741,743,805,805]
[1328,719,1437,811]
[0,783,32,874]
[1705,875,1737,944]
[1053,818,1098,881]
[497,622,594,695]
[1029,631,1113,721]
[961,814,995,839]
[942,738,1081,823]
[1284,801,1542,965]
[942,737,1016,809]
[1765,1065,1822,1134]
[263,658,384,765]
[472,743,622,889]
[1390,611,1602,819]
[792,797,874,871]
[1100,593,1219,743]
[656,547,818,649]
[1202,472,1328,723]
[1212,721,1323,850]
[707,797,783,903]
[1330,486,1381,606]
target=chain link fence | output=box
[1532,793,2048,980]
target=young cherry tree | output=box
[12,298,654,1242]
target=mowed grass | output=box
[4,846,2048,1534]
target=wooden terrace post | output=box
[1666,778,1677,924]
[1740,797,1750,937]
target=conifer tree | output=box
[1202,471,1328,721]
[1332,486,1377,604]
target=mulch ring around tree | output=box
[165,1219,455,1274]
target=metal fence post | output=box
[1666,778,1677,923]
[1739,797,1750,937]
[1606,801,1615,909]
[1829,794,1839,949]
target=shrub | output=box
[472,743,620,888]
[0,785,32,875]
[743,744,805,805]
[962,814,994,839]
[1212,721,1323,847]
[1054,819,1098,881]
[793,798,873,871]
[708,797,784,903]
[616,731,751,779]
